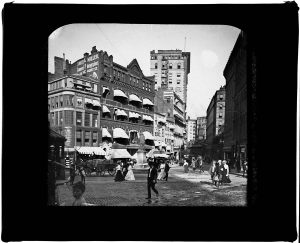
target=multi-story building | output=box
[223,31,247,168]
[49,46,155,150]
[48,74,101,150]
[150,49,190,111]
[186,117,197,142]
[196,116,207,140]
[153,111,167,150]
[206,86,226,159]
[154,87,184,160]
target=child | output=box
[72,181,87,206]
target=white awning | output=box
[115,109,127,117]
[129,112,140,119]
[158,117,166,124]
[75,147,106,155]
[143,131,154,140]
[154,141,159,146]
[129,94,142,103]
[143,98,154,106]
[110,149,132,159]
[102,105,110,113]
[102,128,112,138]
[161,142,167,147]
[114,89,128,99]
[92,100,101,107]
[166,145,171,151]
[85,98,93,105]
[142,115,153,122]
[113,128,129,139]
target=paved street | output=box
[57,164,247,206]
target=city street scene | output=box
[48,24,248,206]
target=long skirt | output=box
[114,170,124,182]
[157,170,166,180]
[125,170,135,181]
[183,165,189,173]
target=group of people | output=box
[157,160,171,181]
[114,160,135,182]
[210,160,231,188]
[183,156,204,173]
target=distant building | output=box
[150,49,190,110]
[196,116,207,140]
[186,117,197,142]
[206,86,226,159]
[154,87,185,160]
[223,31,247,167]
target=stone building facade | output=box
[223,31,247,166]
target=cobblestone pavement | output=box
[57,164,247,206]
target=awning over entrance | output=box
[102,128,112,138]
[74,146,106,155]
[110,149,132,159]
[114,89,128,99]
[92,99,101,107]
[129,94,142,103]
[113,128,129,139]
[143,131,154,140]
[142,98,154,106]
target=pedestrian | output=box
[69,163,76,185]
[146,161,159,199]
[157,162,165,180]
[199,156,204,173]
[213,161,221,188]
[191,157,196,172]
[125,162,135,181]
[163,160,170,181]
[242,160,248,177]
[122,160,128,178]
[72,181,87,206]
[220,160,231,183]
[77,162,85,184]
[114,161,124,182]
[209,160,216,180]
[183,160,189,173]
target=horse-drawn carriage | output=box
[82,158,116,176]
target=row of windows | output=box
[76,130,98,146]
[154,63,182,69]
[49,78,98,93]
[49,111,98,127]
[102,112,153,125]
[151,55,183,60]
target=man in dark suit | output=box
[163,161,170,181]
[146,161,159,199]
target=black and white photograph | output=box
[48,24,248,206]
[2,2,298,242]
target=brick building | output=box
[223,31,247,167]
[206,86,226,159]
[49,46,155,150]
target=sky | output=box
[49,24,240,118]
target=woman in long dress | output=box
[125,162,135,181]
[157,162,165,180]
[114,161,124,182]
[183,160,189,173]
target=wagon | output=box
[83,159,116,176]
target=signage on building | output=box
[64,127,72,147]
[77,53,99,78]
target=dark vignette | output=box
[2,2,298,242]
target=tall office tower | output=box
[150,49,190,111]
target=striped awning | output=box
[110,149,132,159]
[102,128,112,138]
[114,89,128,99]
[129,112,140,119]
[143,98,154,106]
[102,105,110,113]
[142,115,153,122]
[75,147,106,155]
[115,109,127,117]
[143,131,154,140]
[113,128,129,139]
[129,94,142,103]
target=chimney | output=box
[84,52,89,58]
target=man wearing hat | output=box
[146,161,159,199]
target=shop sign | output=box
[64,127,72,147]
[77,53,99,78]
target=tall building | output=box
[49,46,155,151]
[206,86,226,159]
[154,87,185,160]
[186,117,197,142]
[223,31,247,167]
[196,116,207,140]
[150,49,190,110]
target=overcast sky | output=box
[49,24,240,118]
